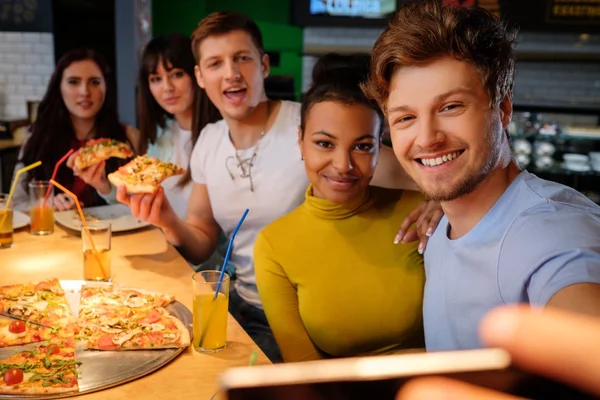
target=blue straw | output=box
[213,208,249,299]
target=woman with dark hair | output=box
[254,53,426,362]
[13,48,138,211]
[134,33,221,218]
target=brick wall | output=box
[302,29,600,113]
[0,31,55,118]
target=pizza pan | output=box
[0,280,192,399]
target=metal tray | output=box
[0,280,193,399]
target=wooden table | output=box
[1,224,270,399]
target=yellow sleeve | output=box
[254,231,323,362]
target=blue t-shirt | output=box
[423,171,600,351]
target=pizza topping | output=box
[43,345,60,355]
[28,359,81,388]
[163,332,178,342]
[138,309,162,325]
[8,320,26,334]
[32,301,49,312]
[111,329,141,346]
[3,368,24,385]
[124,296,147,308]
[97,334,119,350]
[146,323,165,332]
[79,306,99,319]
[1,361,39,376]
[7,304,33,317]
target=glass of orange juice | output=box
[82,221,112,282]
[0,194,13,249]
[192,270,229,353]
[28,181,54,235]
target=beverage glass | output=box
[0,194,13,249]
[82,221,112,281]
[29,181,54,235]
[192,270,230,353]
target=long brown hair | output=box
[362,0,517,112]
[137,33,221,187]
[19,48,130,205]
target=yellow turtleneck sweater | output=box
[254,185,426,363]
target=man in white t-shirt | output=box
[116,11,419,362]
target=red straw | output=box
[43,148,75,206]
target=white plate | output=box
[563,163,592,172]
[12,210,30,230]
[54,204,151,233]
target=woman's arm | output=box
[254,232,323,363]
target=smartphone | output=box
[219,348,594,400]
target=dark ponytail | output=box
[300,53,382,136]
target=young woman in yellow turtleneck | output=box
[254,54,426,363]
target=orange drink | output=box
[192,270,230,353]
[0,194,13,249]
[83,248,112,281]
[30,205,54,235]
[82,221,112,282]
[28,181,54,235]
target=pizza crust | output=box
[0,384,78,395]
[107,173,157,194]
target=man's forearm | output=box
[161,218,217,265]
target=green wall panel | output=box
[152,0,303,99]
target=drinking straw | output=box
[214,208,249,300]
[31,149,75,228]
[0,161,41,227]
[49,179,108,281]
[45,149,74,205]
[249,350,258,366]
[198,209,249,348]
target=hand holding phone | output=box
[397,305,600,400]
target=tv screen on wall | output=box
[292,0,399,27]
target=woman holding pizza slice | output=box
[71,34,222,219]
[13,48,139,211]
[134,33,221,218]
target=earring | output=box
[301,155,304,161]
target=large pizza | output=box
[0,278,190,395]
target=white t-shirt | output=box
[148,120,193,219]
[190,101,308,308]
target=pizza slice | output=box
[79,307,190,350]
[0,318,55,348]
[107,155,185,194]
[0,340,81,395]
[79,283,175,310]
[73,138,134,170]
[0,279,78,333]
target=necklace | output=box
[225,101,272,192]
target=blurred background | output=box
[1,0,599,201]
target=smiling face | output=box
[299,101,381,204]
[148,58,195,118]
[386,56,512,202]
[194,30,269,122]
[60,59,106,122]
